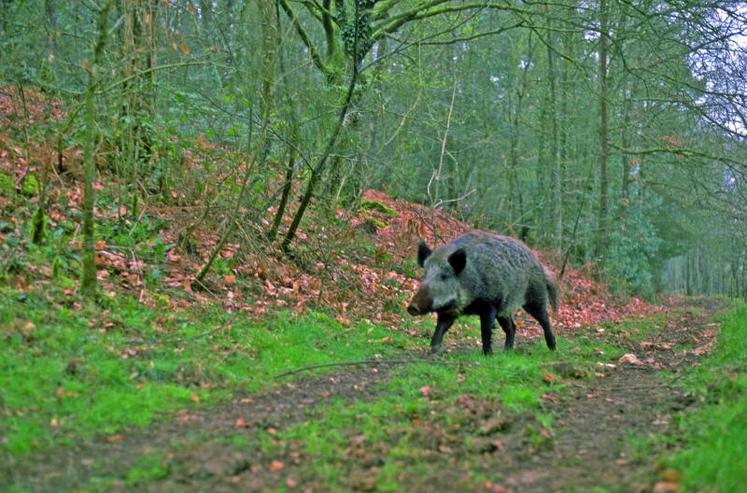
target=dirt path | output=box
[500,302,718,493]
[8,303,720,492]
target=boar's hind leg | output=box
[479,307,498,355]
[430,313,455,354]
[496,316,516,350]
[523,301,557,350]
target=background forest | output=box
[1,0,746,298]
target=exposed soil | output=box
[6,303,721,493]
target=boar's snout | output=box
[407,286,431,316]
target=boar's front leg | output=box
[430,312,455,354]
[479,306,498,355]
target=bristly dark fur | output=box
[407,231,558,355]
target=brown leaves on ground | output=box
[0,85,65,128]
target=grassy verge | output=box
[0,287,415,456]
[666,302,747,492]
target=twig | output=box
[427,76,458,207]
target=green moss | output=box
[21,174,39,196]
[361,198,397,217]
[0,172,14,195]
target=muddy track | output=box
[6,303,720,493]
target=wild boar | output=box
[407,231,557,355]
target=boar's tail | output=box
[544,268,559,312]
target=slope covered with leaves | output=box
[0,84,657,337]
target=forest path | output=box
[497,299,718,493]
[9,300,720,493]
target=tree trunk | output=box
[268,0,299,242]
[81,0,114,299]
[545,10,561,251]
[595,0,610,259]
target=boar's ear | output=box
[448,248,467,275]
[417,241,432,267]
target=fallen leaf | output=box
[224,274,236,285]
[619,353,643,366]
[235,416,246,428]
[653,481,679,493]
[420,385,432,398]
[268,459,285,472]
[120,348,138,359]
[542,372,558,383]
[660,468,682,483]
[483,481,509,493]
[479,415,508,435]
[541,393,559,404]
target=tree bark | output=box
[545,9,562,251]
[595,0,610,260]
[81,0,114,299]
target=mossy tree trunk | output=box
[81,0,113,299]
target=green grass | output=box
[257,332,617,491]
[125,452,170,487]
[4,282,708,492]
[667,302,747,492]
[0,287,414,456]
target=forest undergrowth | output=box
[1,85,745,493]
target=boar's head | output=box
[407,240,468,316]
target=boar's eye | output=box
[439,273,448,281]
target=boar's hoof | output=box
[429,344,444,355]
[546,336,557,351]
